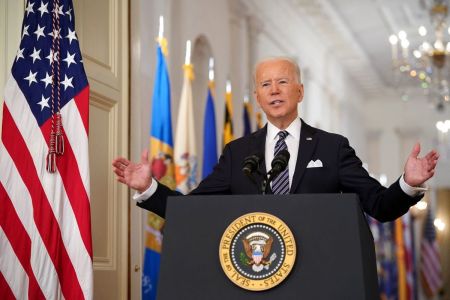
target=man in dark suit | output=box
[112,57,439,222]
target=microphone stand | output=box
[243,165,268,194]
[261,170,277,195]
[246,171,260,186]
[242,154,264,192]
[261,177,269,195]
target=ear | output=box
[298,84,304,103]
[254,89,261,107]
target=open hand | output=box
[112,149,152,192]
[404,142,439,187]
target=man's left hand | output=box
[404,142,439,187]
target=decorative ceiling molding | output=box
[242,0,441,100]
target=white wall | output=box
[365,97,450,188]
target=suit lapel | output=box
[290,120,318,192]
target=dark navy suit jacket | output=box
[138,119,421,222]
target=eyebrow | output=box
[259,77,290,84]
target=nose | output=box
[270,82,280,95]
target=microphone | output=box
[269,149,290,177]
[242,154,263,176]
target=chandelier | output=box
[389,0,450,110]
[436,119,450,159]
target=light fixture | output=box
[389,0,450,111]
[436,119,450,132]
[434,218,446,231]
[436,119,450,160]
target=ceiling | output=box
[243,0,448,101]
[294,0,444,95]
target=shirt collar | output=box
[267,118,301,141]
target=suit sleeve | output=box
[337,137,421,222]
[136,182,182,217]
[190,143,232,195]
[136,144,233,218]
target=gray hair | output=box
[253,56,302,85]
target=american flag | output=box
[0,0,92,299]
[420,208,442,298]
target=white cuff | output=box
[132,179,158,203]
[399,174,427,197]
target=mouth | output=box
[270,100,284,105]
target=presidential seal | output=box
[219,212,296,291]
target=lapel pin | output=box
[306,137,312,141]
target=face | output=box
[254,59,304,128]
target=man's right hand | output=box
[112,149,152,193]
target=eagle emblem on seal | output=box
[242,231,277,272]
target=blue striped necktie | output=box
[272,130,289,194]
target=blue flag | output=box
[142,40,175,300]
[202,84,218,179]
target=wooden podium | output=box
[156,194,379,300]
